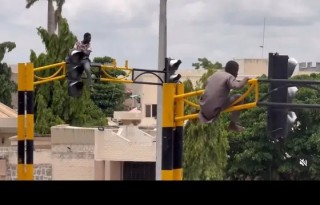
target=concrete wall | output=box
[235,59,268,77]
[1,146,52,180]
[95,126,156,162]
[0,126,97,180]
[51,125,95,180]
[94,160,123,180]
[0,159,6,180]
[0,133,14,146]
[0,103,17,146]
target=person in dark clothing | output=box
[198,60,249,132]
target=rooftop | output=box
[0,103,17,118]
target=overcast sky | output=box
[1,0,320,69]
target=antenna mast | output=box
[260,17,266,58]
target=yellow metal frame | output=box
[100,59,134,83]
[33,62,66,86]
[174,79,259,122]
[32,59,135,86]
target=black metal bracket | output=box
[90,64,166,86]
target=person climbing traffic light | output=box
[73,32,93,91]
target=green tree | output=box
[225,77,275,180]
[280,73,320,180]
[225,74,320,180]
[93,57,113,64]
[0,42,17,107]
[183,60,229,180]
[26,0,65,34]
[31,18,106,134]
[192,58,222,70]
[90,56,128,117]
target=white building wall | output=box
[94,127,155,162]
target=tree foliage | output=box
[183,59,229,180]
[0,42,17,107]
[192,58,222,70]
[26,0,65,34]
[90,57,128,117]
[31,18,106,134]
[225,77,275,180]
[225,74,320,180]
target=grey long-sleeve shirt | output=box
[198,71,247,123]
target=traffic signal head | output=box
[286,86,298,132]
[267,53,299,139]
[165,58,182,83]
[66,50,85,97]
[286,58,299,132]
[287,111,297,131]
[167,59,181,72]
[287,57,298,78]
[287,86,298,102]
[69,50,85,64]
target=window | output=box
[145,104,157,117]
[152,104,157,117]
[123,162,155,180]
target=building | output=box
[0,103,17,146]
[236,58,268,77]
[1,125,156,180]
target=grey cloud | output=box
[2,0,320,70]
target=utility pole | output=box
[156,0,167,180]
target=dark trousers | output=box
[81,59,92,87]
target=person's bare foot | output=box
[228,122,245,132]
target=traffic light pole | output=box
[173,83,184,180]
[161,83,175,180]
[156,0,167,180]
[17,63,34,180]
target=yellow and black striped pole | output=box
[161,83,175,180]
[25,63,34,180]
[17,63,26,180]
[173,83,184,180]
[17,63,34,180]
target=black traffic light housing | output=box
[165,57,182,83]
[267,53,298,139]
[66,50,86,97]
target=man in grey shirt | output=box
[198,60,249,132]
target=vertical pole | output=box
[17,63,26,180]
[268,53,289,139]
[161,83,174,180]
[267,53,288,180]
[25,63,34,180]
[156,0,167,180]
[173,83,184,180]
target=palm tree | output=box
[26,0,65,35]
[54,0,65,33]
